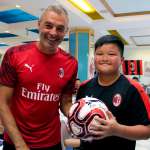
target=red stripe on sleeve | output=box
[80,79,92,87]
[128,78,150,119]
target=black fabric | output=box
[3,141,62,150]
[0,134,3,139]
[75,74,150,150]
[79,138,135,150]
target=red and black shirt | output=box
[76,74,150,150]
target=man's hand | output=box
[16,143,30,150]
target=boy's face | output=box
[94,43,123,75]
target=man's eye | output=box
[57,26,65,32]
[45,24,53,29]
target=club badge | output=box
[112,94,122,107]
[58,68,64,78]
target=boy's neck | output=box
[98,73,120,86]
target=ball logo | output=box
[68,97,108,140]
[112,94,122,107]
[58,68,64,78]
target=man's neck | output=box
[37,42,57,54]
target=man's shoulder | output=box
[80,78,95,88]
[58,47,77,62]
[6,42,36,55]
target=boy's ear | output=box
[121,57,124,63]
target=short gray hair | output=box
[40,4,69,21]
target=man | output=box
[0,5,77,150]
[67,35,150,150]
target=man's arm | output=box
[60,94,72,117]
[0,85,29,150]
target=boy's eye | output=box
[95,52,103,55]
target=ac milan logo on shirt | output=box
[112,94,122,107]
[58,68,64,78]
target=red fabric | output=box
[0,42,78,148]
[122,60,143,75]
[128,78,150,119]
[139,60,143,75]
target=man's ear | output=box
[38,20,41,29]
[65,27,69,34]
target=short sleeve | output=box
[62,59,78,95]
[127,85,150,125]
[0,48,18,87]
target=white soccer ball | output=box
[68,97,108,140]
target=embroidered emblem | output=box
[24,64,34,72]
[58,68,64,78]
[112,94,122,107]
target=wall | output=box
[0,46,9,63]
[59,40,69,52]
[53,38,150,87]
[1,40,150,86]
[124,46,150,86]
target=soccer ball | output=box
[68,97,108,140]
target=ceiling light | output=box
[108,30,128,45]
[68,0,95,13]
[68,0,103,20]
[16,5,21,8]
[4,30,10,33]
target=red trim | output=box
[133,60,137,75]
[122,61,126,74]
[140,60,143,75]
[80,79,92,86]
[128,78,150,119]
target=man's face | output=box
[94,43,123,75]
[38,11,68,52]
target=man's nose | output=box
[49,27,57,35]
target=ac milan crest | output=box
[58,68,64,78]
[112,94,122,107]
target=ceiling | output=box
[0,0,150,53]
